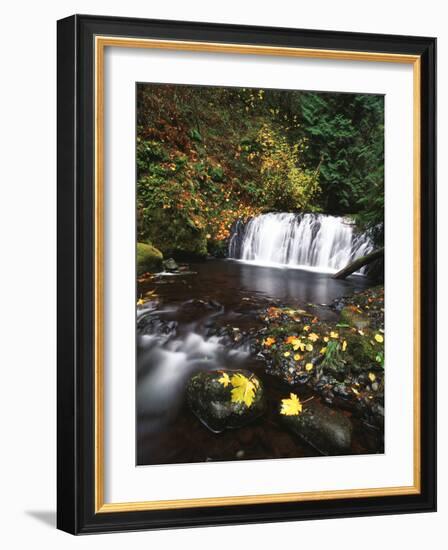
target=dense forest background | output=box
[137,84,384,258]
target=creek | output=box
[136,255,381,465]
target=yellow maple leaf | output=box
[374,334,384,343]
[136,297,145,306]
[280,393,303,416]
[230,373,257,407]
[289,338,306,351]
[320,346,327,354]
[330,331,339,339]
[305,363,314,371]
[308,332,319,342]
[368,372,376,382]
[218,372,231,387]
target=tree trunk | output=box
[332,247,384,279]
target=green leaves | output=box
[189,128,202,142]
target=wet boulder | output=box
[163,257,179,272]
[187,369,265,433]
[280,400,353,455]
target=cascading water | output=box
[229,213,374,274]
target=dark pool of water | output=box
[136,259,378,466]
[155,259,369,307]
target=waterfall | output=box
[228,213,374,274]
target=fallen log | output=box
[332,247,384,279]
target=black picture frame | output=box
[57,14,436,534]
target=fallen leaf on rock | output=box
[263,337,276,347]
[218,372,231,387]
[230,373,257,407]
[280,393,303,416]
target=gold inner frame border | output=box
[94,36,421,513]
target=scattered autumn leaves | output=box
[217,372,309,418]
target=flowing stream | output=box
[136,260,377,466]
[137,212,381,465]
[229,213,373,274]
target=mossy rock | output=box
[344,331,380,370]
[137,242,163,275]
[187,370,265,433]
[280,400,353,455]
[143,209,208,259]
[340,305,370,330]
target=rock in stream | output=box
[280,400,353,456]
[187,369,265,433]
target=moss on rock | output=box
[340,305,370,330]
[142,209,208,259]
[137,242,163,275]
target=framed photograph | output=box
[57,14,436,534]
